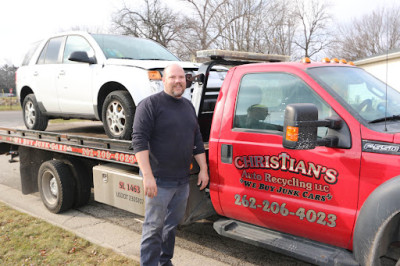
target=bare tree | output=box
[109,0,334,61]
[332,6,400,61]
[292,0,333,60]
[179,0,248,58]
[204,0,296,56]
[110,0,300,60]
[215,0,263,52]
[112,0,183,48]
[261,0,297,56]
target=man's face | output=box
[162,64,186,98]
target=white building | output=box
[355,49,400,91]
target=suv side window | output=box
[63,36,94,63]
[36,37,63,64]
[22,41,41,66]
[233,72,336,137]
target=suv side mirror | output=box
[68,51,96,64]
[283,103,342,150]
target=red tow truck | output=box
[1,50,400,265]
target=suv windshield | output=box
[91,34,180,61]
[307,66,400,123]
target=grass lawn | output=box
[0,97,21,111]
[0,201,138,265]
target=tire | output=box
[64,158,91,208]
[102,91,135,140]
[38,160,74,213]
[22,94,48,131]
[378,214,400,266]
[354,176,400,266]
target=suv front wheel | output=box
[102,91,135,140]
[22,94,48,131]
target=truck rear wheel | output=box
[102,91,135,140]
[38,160,74,213]
[22,94,48,131]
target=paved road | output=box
[0,111,311,265]
[0,110,24,127]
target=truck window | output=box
[233,72,335,137]
[63,36,94,63]
[308,66,400,123]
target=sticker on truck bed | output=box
[234,152,337,202]
[4,136,137,165]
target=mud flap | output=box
[181,174,216,225]
[19,146,52,194]
[0,143,11,155]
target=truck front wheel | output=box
[38,160,74,213]
[354,176,400,266]
[375,213,400,265]
[102,91,135,140]
[22,94,48,131]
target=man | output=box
[132,63,209,266]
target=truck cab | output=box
[203,54,400,265]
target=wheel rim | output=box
[24,100,36,127]
[106,100,126,137]
[41,170,58,206]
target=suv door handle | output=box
[59,70,65,76]
[221,144,232,164]
[33,71,38,76]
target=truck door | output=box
[216,66,361,249]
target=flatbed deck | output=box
[0,122,137,167]
[0,121,209,168]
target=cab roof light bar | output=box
[196,49,290,63]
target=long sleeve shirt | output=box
[132,91,205,186]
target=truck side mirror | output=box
[68,51,96,64]
[283,103,318,150]
[283,103,342,150]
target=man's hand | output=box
[197,169,209,190]
[143,173,158,198]
[135,150,157,198]
[194,152,209,190]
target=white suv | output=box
[16,31,225,140]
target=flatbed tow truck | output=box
[0,50,286,224]
[2,50,400,266]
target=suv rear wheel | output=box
[102,91,135,140]
[22,94,48,131]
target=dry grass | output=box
[0,97,20,111]
[0,201,138,265]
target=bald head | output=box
[162,64,186,98]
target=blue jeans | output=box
[140,183,189,266]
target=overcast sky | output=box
[0,0,398,66]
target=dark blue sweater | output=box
[132,91,205,186]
